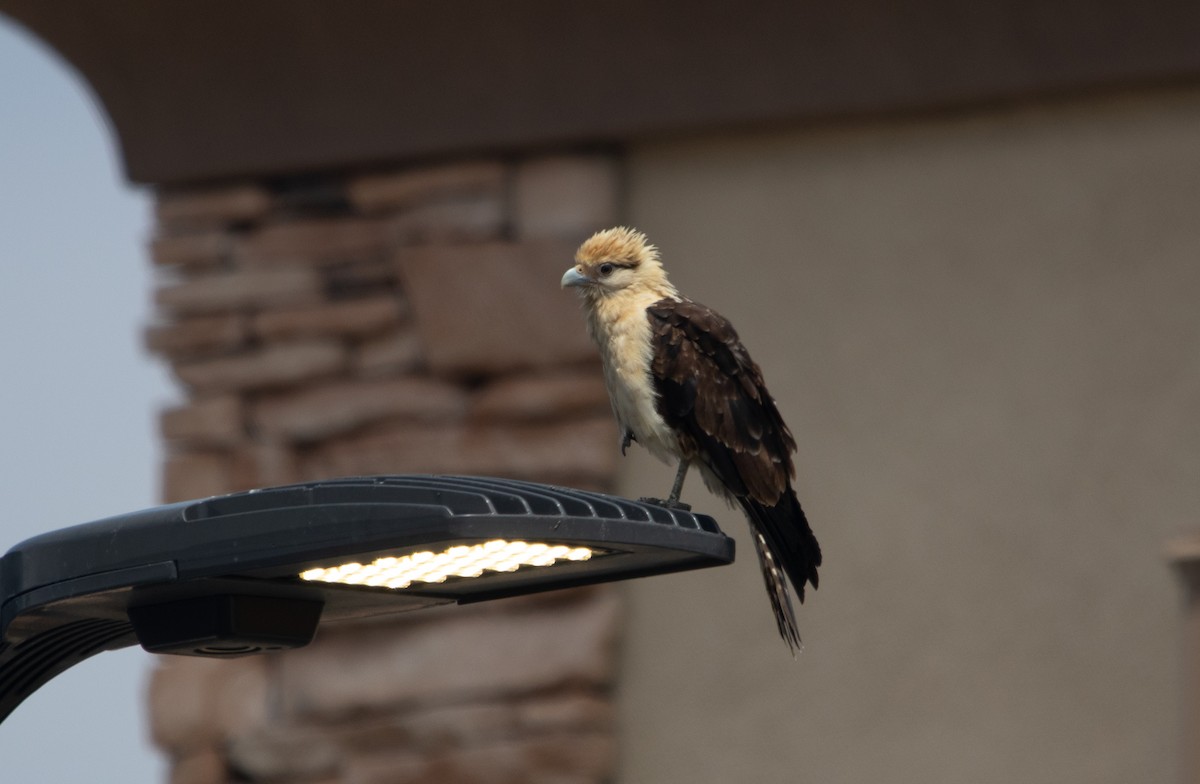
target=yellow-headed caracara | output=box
[562,226,821,652]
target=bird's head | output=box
[561,226,674,300]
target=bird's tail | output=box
[750,528,803,653]
[739,489,822,653]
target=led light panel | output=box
[298,539,597,590]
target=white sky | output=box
[0,16,175,781]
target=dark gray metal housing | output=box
[0,475,733,724]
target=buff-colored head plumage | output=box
[576,226,660,268]
[562,226,675,299]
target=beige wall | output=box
[616,89,1200,784]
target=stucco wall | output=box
[616,89,1200,784]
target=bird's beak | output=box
[561,267,590,289]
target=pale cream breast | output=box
[585,292,681,463]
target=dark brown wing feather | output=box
[648,298,794,503]
[647,298,821,648]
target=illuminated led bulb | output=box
[299,539,600,589]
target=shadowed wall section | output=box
[4,0,1200,184]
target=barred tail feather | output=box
[739,488,822,650]
[751,530,802,654]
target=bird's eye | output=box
[598,263,615,277]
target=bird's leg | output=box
[667,459,689,504]
[639,459,692,511]
[621,429,635,456]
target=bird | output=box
[561,226,822,652]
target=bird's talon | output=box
[638,497,692,511]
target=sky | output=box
[0,16,175,781]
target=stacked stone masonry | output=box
[146,154,625,784]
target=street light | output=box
[0,474,734,724]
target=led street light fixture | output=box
[0,475,734,724]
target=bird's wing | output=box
[647,297,821,616]
[646,297,797,506]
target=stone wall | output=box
[144,153,626,784]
